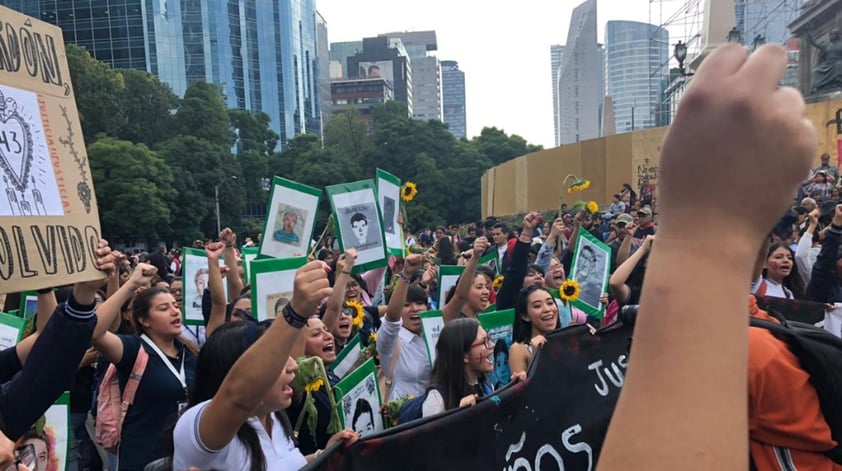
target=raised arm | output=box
[34,289,57,334]
[323,250,357,331]
[535,219,564,274]
[599,44,816,470]
[204,242,229,338]
[608,235,652,305]
[219,228,244,299]
[795,209,819,285]
[442,237,490,322]
[196,261,332,450]
[615,223,638,266]
[385,255,425,323]
[497,212,539,310]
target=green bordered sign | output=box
[419,310,445,366]
[259,177,322,259]
[0,311,26,350]
[479,250,500,275]
[333,358,384,438]
[241,247,259,284]
[330,332,363,379]
[479,308,515,389]
[22,391,70,471]
[326,180,388,274]
[569,230,611,318]
[437,265,464,309]
[181,248,226,326]
[249,257,307,322]
[375,169,403,257]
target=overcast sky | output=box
[318,0,694,148]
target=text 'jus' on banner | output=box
[0,6,102,293]
[304,322,633,471]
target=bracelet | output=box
[832,223,842,231]
[397,272,412,283]
[224,243,234,248]
[282,304,308,329]
[342,270,352,275]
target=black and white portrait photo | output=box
[570,233,610,315]
[327,181,389,272]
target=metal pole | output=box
[215,185,221,234]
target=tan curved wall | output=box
[482,98,842,219]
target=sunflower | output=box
[401,182,418,202]
[586,201,599,214]
[567,179,591,194]
[560,279,581,302]
[369,332,377,343]
[304,377,325,393]
[345,299,365,328]
[492,275,504,291]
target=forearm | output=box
[535,240,555,273]
[223,246,243,299]
[35,290,56,334]
[323,273,349,330]
[385,276,408,323]
[600,238,753,470]
[1,295,96,440]
[609,247,646,290]
[616,236,632,266]
[443,256,479,322]
[497,240,531,310]
[93,280,140,339]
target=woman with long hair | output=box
[509,286,560,377]
[421,318,494,417]
[170,261,356,470]
[752,242,805,299]
[442,238,493,322]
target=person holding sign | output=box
[0,240,116,442]
[442,237,492,323]
[600,43,818,470]
[91,267,198,470]
[378,254,433,402]
[171,261,357,470]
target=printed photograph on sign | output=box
[181,248,226,326]
[569,231,611,317]
[335,359,383,438]
[17,393,69,471]
[376,169,403,256]
[0,312,25,351]
[419,311,445,366]
[260,178,321,260]
[0,84,63,217]
[249,257,306,322]
[479,309,515,391]
[327,181,388,273]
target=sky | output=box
[318,0,692,149]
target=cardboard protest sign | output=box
[0,6,102,293]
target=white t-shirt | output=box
[173,400,307,471]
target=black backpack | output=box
[749,311,842,463]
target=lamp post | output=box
[674,40,690,76]
[215,175,238,234]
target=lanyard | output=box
[140,334,187,394]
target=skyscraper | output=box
[441,60,466,139]
[550,45,565,146]
[604,21,669,134]
[556,0,603,145]
[330,41,364,78]
[0,0,322,149]
[382,31,442,122]
[316,12,332,127]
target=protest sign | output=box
[0,6,102,293]
[260,177,321,259]
[326,180,388,274]
[249,256,306,321]
[333,358,384,438]
[478,308,515,390]
[375,169,403,256]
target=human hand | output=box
[337,249,358,274]
[510,371,527,383]
[808,208,819,225]
[642,235,655,252]
[421,264,437,284]
[219,227,237,248]
[521,212,540,239]
[530,334,547,349]
[402,254,425,277]
[290,261,333,317]
[625,223,638,238]
[473,236,490,254]
[74,240,119,302]
[599,292,609,306]
[459,393,479,408]
[205,241,225,261]
[326,429,359,449]
[657,44,816,241]
[127,263,157,289]
[833,205,842,227]
[0,429,15,469]
[549,218,565,242]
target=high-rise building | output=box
[550,45,565,146]
[556,0,603,145]
[316,12,332,127]
[0,0,322,149]
[441,60,466,139]
[604,21,669,134]
[382,31,441,122]
[331,77,394,118]
[347,36,413,115]
[330,40,364,78]
[735,0,799,47]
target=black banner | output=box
[304,322,633,471]
[756,295,826,325]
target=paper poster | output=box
[479,309,515,390]
[375,169,403,256]
[331,333,364,379]
[437,265,464,309]
[326,180,388,274]
[569,230,611,318]
[0,6,102,294]
[0,311,26,350]
[181,248,226,326]
[17,392,69,471]
[419,310,445,366]
[334,358,384,438]
[259,177,321,259]
[249,257,306,322]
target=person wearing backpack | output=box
[90,266,197,471]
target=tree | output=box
[470,127,543,166]
[156,136,230,241]
[88,138,174,243]
[229,109,279,155]
[174,82,235,148]
[65,45,126,143]
[115,69,180,146]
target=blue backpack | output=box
[396,386,444,425]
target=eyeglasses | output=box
[3,444,35,471]
[169,288,183,294]
[470,336,494,350]
[345,282,359,290]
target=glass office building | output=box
[604,21,669,134]
[441,60,466,139]
[0,0,321,149]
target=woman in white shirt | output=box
[751,243,805,299]
[171,262,357,471]
[378,254,433,402]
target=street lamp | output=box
[215,175,238,234]
[673,40,691,76]
[727,27,742,44]
[752,34,766,51]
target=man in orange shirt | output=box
[748,296,841,470]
